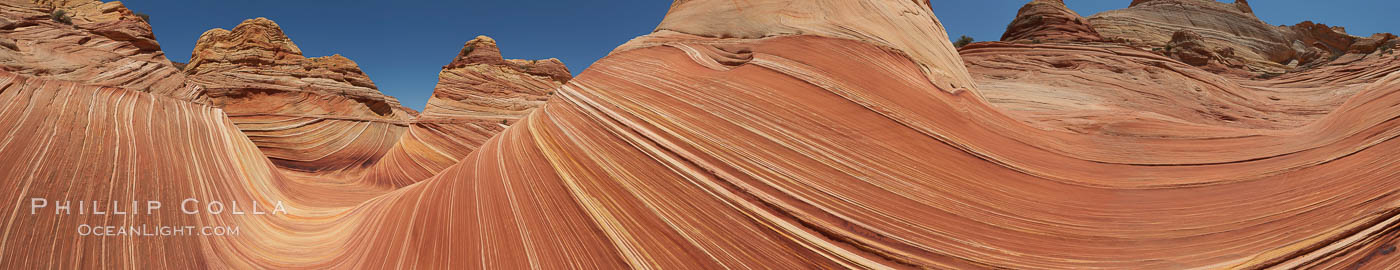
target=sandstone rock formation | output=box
[0,0,196,100]
[638,0,977,92]
[418,35,571,121]
[1000,0,1102,43]
[185,17,415,175]
[3,0,1400,269]
[0,70,278,268]
[360,35,571,187]
[1163,30,1213,66]
[1160,29,1249,72]
[960,40,1366,132]
[1089,0,1397,74]
[1349,33,1397,54]
[185,18,410,117]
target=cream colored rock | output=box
[621,0,978,94]
[0,0,195,99]
[1089,0,1397,74]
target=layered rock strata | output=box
[0,0,196,100]
[360,35,572,187]
[1000,0,1102,43]
[185,17,415,175]
[1089,0,1397,73]
[1,0,1400,269]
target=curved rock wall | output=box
[0,0,1399,268]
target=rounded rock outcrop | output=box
[1001,0,1103,43]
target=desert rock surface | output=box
[1089,0,1397,73]
[1,0,1399,269]
[1001,0,1102,43]
[361,35,572,187]
[0,0,196,99]
[184,17,416,176]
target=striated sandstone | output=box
[33,0,159,50]
[0,0,196,99]
[359,35,571,187]
[0,71,281,268]
[1089,0,1294,72]
[636,0,978,93]
[186,18,409,117]
[185,17,415,175]
[2,0,1400,269]
[420,35,571,121]
[1000,0,1102,43]
[1089,0,1397,74]
[961,40,1361,132]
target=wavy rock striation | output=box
[636,0,978,93]
[1,0,1400,269]
[0,70,283,268]
[185,17,415,176]
[1089,0,1397,73]
[361,35,572,187]
[418,35,571,121]
[0,0,196,100]
[1001,0,1102,43]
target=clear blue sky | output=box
[123,0,1395,111]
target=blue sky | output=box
[123,1,1395,111]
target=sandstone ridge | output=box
[0,0,196,99]
[184,17,415,175]
[1001,0,1103,43]
[1087,0,1397,73]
